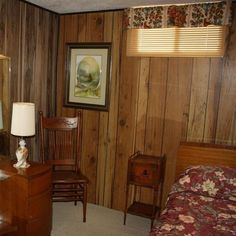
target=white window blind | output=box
[127,26,228,57]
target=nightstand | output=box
[123,152,166,227]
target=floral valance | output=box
[124,1,231,29]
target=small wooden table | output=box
[123,152,166,227]
[0,159,52,236]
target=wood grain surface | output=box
[0,0,58,162]
[176,142,236,178]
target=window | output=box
[126,26,228,57]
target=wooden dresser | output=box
[0,159,52,236]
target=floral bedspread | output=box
[150,166,236,236]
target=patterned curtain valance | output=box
[124,1,231,29]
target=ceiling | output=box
[24,0,220,14]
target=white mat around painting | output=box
[52,202,150,236]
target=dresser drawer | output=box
[28,190,51,219]
[130,162,160,186]
[26,215,52,236]
[29,170,51,196]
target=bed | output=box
[150,142,236,236]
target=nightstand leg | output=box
[151,188,158,228]
[123,184,129,225]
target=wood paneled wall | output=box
[2,0,236,213]
[0,0,58,160]
[57,6,236,211]
[3,0,235,213]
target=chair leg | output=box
[83,183,87,222]
[74,184,77,206]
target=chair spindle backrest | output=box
[39,111,82,171]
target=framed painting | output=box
[64,42,112,111]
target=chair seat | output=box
[53,170,88,184]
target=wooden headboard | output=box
[175,142,236,178]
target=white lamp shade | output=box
[11,102,35,136]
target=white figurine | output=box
[13,139,30,168]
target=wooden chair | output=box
[39,111,88,222]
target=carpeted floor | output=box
[52,202,150,236]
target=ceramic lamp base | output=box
[13,138,30,169]
[13,161,30,169]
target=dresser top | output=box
[0,159,51,179]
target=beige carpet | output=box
[52,202,150,236]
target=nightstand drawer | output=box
[130,163,159,186]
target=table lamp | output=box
[11,102,35,168]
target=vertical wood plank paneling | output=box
[77,14,87,41]
[3,0,59,159]
[65,15,80,43]
[135,58,150,152]
[6,0,21,102]
[81,13,104,203]
[145,58,168,156]
[6,0,21,155]
[162,58,193,203]
[187,58,211,141]
[134,58,150,204]
[33,9,51,160]
[96,12,113,205]
[138,58,168,204]
[216,9,236,144]
[47,13,58,116]
[96,112,108,204]
[62,14,81,117]
[34,10,48,113]
[82,110,99,203]
[22,4,37,101]
[181,59,193,140]
[1,60,10,132]
[56,15,66,116]
[203,58,222,143]
[103,11,123,207]
[216,68,236,144]
[19,3,26,101]
[112,30,140,210]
